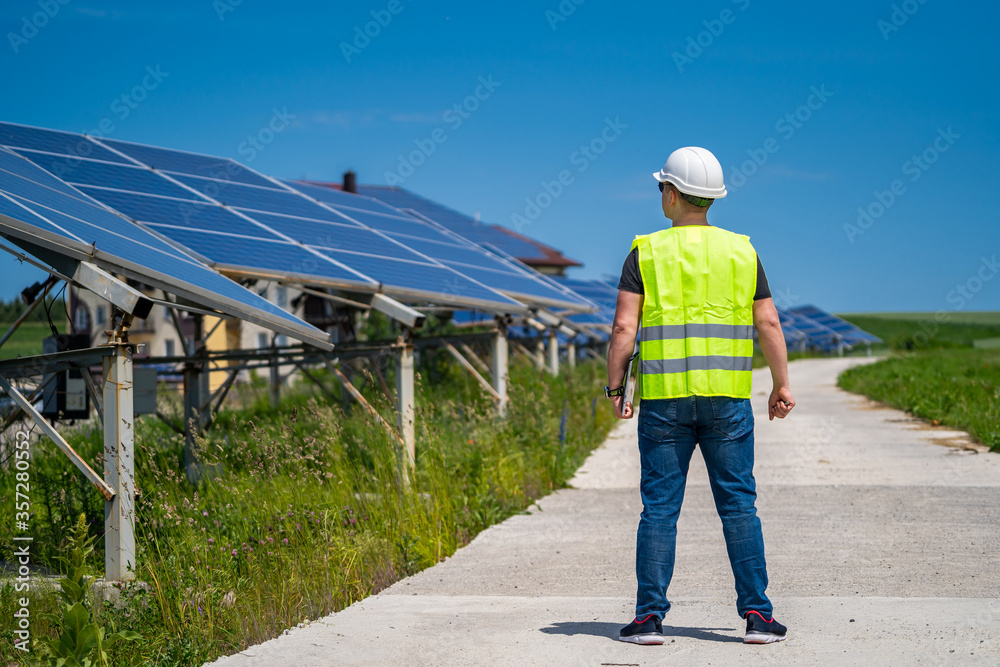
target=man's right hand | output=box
[768,386,795,421]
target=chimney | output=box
[342,170,358,194]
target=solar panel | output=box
[787,305,882,344]
[98,137,277,188]
[0,124,523,312]
[287,181,595,311]
[0,146,330,347]
[358,185,549,261]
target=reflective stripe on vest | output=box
[633,225,757,400]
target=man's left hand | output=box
[612,395,634,420]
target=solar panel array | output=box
[357,185,571,266]
[287,181,592,311]
[0,142,327,346]
[0,122,560,314]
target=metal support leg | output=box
[269,344,281,408]
[396,343,415,482]
[567,341,576,372]
[103,343,135,581]
[547,329,559,376]
[491,327,509,419]
[535,339,545,369]
[183,361,201,485]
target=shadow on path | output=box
[540,621,740,643]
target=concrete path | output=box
[208,358,1000,666]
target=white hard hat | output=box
[653,146,727,199]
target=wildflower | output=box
[208,538,215,545]
[282,538,289,545]
[203,510,209,517]
[296,523,301,530]
[231,549,238,557]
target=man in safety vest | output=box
[605,146,795,646]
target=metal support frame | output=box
[0,374,115,501]
[567,341,576,372]
[492,326,509,419]
[547,329,559,376]
[324,358,405,449]
[183,316,204,485]
[396,341,416,484]
[443,341,501,401]
[459,342,492,378]
[102,340,135,581]
[81,367,104,424]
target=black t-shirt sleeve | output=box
[617,247,644,294]
[754,255,772,301]
[618,246,772,301]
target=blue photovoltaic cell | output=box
[0,193,68,238]
[447,264,578,301]
[76,187,281,240]
[386,235,500,267]
[287,181,594,308]
[0,123,132,165]
[310,247,513,304]
[0,149,313,328]
[173,174,348,222]
[0,152,193,259]
[20,152,197,200]
[286,180,411,216]
[358,185,551,260]
[96,137,278,188]
[0,148,96,200]
[242,211,418,261]
[145,225,371,285]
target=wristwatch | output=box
[604,385,624,398]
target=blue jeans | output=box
[635,396,772,620]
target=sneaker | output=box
[618,614,664,645]
[743,610,787,644]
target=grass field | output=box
[0,321,63,360]
[838,348,1000,451]
[838,312,1000,350]
[0,356,615,666]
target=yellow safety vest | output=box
[632,225,757,400]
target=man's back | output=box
[631,225,758,400]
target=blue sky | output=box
[1,0,998,312]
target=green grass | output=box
[0,356,615,666]
[838,312,1000,351]
[838,348,1000,451]
[0,321,64,360]
[838,311,1000,325]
